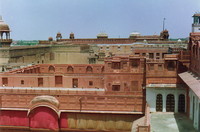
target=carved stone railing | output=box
[146,59,164,63]
[0,87,145,113]
[0,39,12,42]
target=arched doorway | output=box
[178,94,185,112]
[29,106,59,131]
[156,94,163,112]
[166,94,175,112]
[28,96,60,131]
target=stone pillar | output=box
[153,53,156,59]
[196,100,199,130]
[6,33,8,39]
[194,97,198,129]
[0,32,2,39]
[175,94,178,113]
[189,92,193,120]
[7,32,10,39]
[162,93,166,112]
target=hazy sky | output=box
[0,0,199,40]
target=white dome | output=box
[177,39,182,42]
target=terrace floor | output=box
[150,113,197,132]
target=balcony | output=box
[146,59,164,63]
[164,54,178,60]
[0,39,12,43]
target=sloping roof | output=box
[179,71,200,99]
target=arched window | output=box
[156,94,163,112]
[101,66,104,72]
[67,66,74,72]
[166,94,175,112]
[86,66,93,73]
[48,65,55,72]
[178,94,185,113]
[2,78,8,86]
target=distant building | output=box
[39,30,170,45]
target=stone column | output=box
[189,92,193,120]
[153,53,156,59]
[6,32,8,39]
[196,100,199,130]
[194,97,198,129]
[175,94,178,113]
[0,32,2,39]
[8,32,10,39]
[162,93,166,112]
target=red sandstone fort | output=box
[0,13,200,132]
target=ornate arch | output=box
[86,66,93,73]
[28,95,60,117]
[67,66,74,73]
[48,65,55,73]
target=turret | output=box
[192,13,200,32]
[56,32,62,41]
[0,16,12,47]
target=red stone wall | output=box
[189,32,200,76]
[146,77,177,85]
[0,109,144,131]
[0,90,144,112]
[0,56,146,92]
[0,110,29,127]
[146,55,178,84]
[105,74,144,91]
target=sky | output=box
[0,0,200,40]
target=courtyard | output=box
[150,113,197,132]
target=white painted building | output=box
[146,84,186,113]
[179,72,200,131]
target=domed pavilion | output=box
[0,16,12,47]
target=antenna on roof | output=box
[163,18,166,31]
